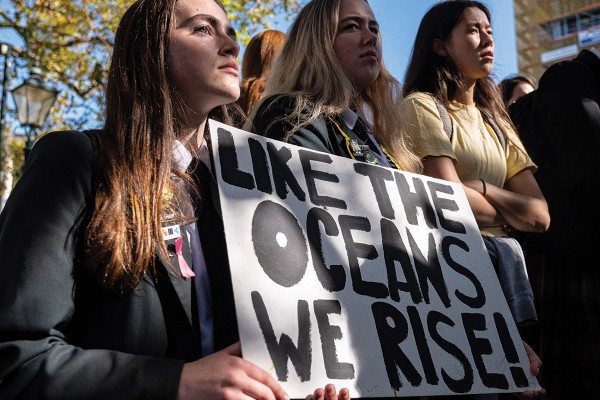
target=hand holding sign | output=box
[178,342,289,400]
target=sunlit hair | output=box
[239,29,286,114]
[245,0,421,173]
[87,0,235,292]
[499,74,537,105]
[403,0,514,131]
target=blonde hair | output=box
[239,29,286,114]
[245,0,421,173]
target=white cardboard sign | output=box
[209,120,540,398]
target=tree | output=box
[0,0,301,194]
[0,0,300,131]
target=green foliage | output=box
[0,138,25,193]
[0,0,301,131]
[8,138,25,182]
[0,0,302,185]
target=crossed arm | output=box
[422,156,550,233]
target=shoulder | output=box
[253,95,296,124]
[24,130,101,180]
[403,92,446,127]
[33,130,97,157]
[403,92,443,121]
[251,94,326,137]
[404,91,437,107]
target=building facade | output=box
[514,0,600,79]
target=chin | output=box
[220,88,241,105]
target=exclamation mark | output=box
[493,312,529,387]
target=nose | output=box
[221,35,240,58]
[363,27,377,48]
[482,30,493,48]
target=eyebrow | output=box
[339,15,379,28]
[464,18,491,27]
[178,13,237,38]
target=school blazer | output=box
[0,131,238,399]
[251,94,362,158]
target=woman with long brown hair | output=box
[239,29,286,115]
[0,1,346,399]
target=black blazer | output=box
[0,131,237,399]
[251,94,365,158]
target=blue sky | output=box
[261,0,518,83]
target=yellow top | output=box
[403,92,536,236]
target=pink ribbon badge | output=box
[175,236,195,279]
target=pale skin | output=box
[507,81,534,106]
[333,0,382,95]
[170,1,349,398]
[430,7,550,234]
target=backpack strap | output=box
[432,97,453,140]
[480,111,507,152]
[431,95,507,152]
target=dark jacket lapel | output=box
[155,232,200,360]
[192,160,239,351]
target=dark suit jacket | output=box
[0,131,237,399]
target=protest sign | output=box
[208,120,541,397]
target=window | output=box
[542,8,600,39]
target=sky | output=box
[259,0,519,83]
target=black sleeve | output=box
[0,131,183,399]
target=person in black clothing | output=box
[509,48,600,400]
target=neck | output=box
[454,78,476,105]
[178,116,208,150]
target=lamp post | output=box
[0,42,12,161]
[11,67,59,159]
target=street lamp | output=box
[0,42,12,162]
[11,67,58,159]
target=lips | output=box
[219,61,239,76]
[360,50,379,61]
[481,50,494,59]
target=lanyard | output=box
[327,116,402,169]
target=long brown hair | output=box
[239,29,286,114]
[246,0,422,173]
[403,0,513,130]
[86,0,233,292]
